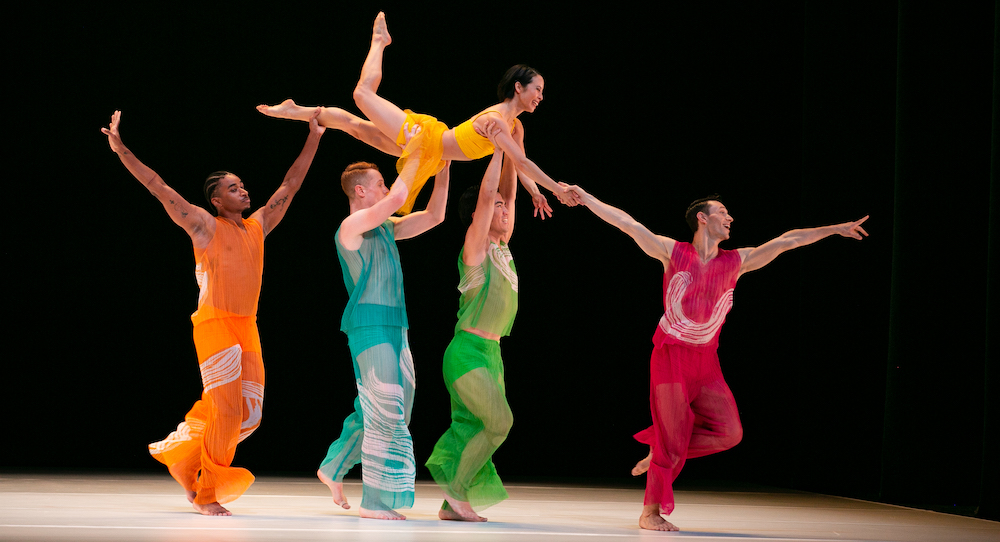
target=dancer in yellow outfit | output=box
[102,109,325,516]
[257,11,580,216]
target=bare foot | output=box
[316,469,350,509]
[639,512,678,531]
[359,507,406,520]
[185,490,196,504]
[372,12,391,46]
[438,496,487,522]
[256,99,303,120]
[193,501,232,516]
[631,451,652,476]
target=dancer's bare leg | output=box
[193,501,232,516]
[352,12,408,141]
[359,507,407,520]
[316,469,351,510]
[631,449,652,476]
[257,101,402,157]
[639,503,678,531]
[438,495,487,522]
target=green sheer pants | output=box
[426,331,512,511]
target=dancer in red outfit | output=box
[567,187,868,531]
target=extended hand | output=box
[398,121,422,150]
[555,182,582,207]
[531,191,553,219]
[836,215,870,240]
[309,107,327,136]
[101,110,125,154]
[478,120,504,146]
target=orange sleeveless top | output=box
[191,217,265,325]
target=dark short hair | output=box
[684,195,721,233]
[497,64,542,101]
[459,184,482,227]
[341,162,380,199]
[203,171,235,215]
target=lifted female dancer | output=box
[258,11,578,215]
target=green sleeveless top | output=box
[454,240,518,337]
[335,220,408,332]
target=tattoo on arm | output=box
[269,194,289,210]
[168,199,189,218]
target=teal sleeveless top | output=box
[454,241,518,337]
[336,220,408,332]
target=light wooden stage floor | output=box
[1,473,996,541]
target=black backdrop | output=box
[6,1,997,520]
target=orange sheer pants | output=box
[148,316,264,505]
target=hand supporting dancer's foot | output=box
[631,450,652,476]
[639,504,679,531]
[316,469,350,509]
[372,11,391,46]
[359,507,406,520]
[193,501,232,516]
[438,495,487,522]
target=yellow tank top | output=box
[453,111,513,159]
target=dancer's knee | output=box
[721,423,743,450]
[352,86,371,111]
[484,407,513,446]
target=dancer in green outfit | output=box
[426,122,525,522]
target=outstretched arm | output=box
[479,114,580,207]
[738,215,869,275]
[391,160,450,240]
[505,118,552,220]
[251,108,325,235]
[463,125,507,266]
[571,184,675,267]
[101,110,215,247]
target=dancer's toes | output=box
[631,452,652,476]
[439,507,487,522]
[193,502,232,516]
[185,490,197,504]
[359,507,406,520]
[316,469,351,509]
[440,496,487,522]
[256,99,299,119]
[639,512,678,531]
[373,11,392,46]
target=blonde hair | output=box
[341,162,380,199]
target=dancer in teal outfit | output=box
[426,122,522,522]
[318,150,450,521]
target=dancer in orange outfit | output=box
[102,109,325,516]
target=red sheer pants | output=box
[635,339,743,515]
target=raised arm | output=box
[463,137,506,266]
[737,215,869,275]
[391,160,450,240]
[102,111,215,247]
[338,176,408,250]
[478,114,580,207]
[572,184,675,268]
[250,108,325,235]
